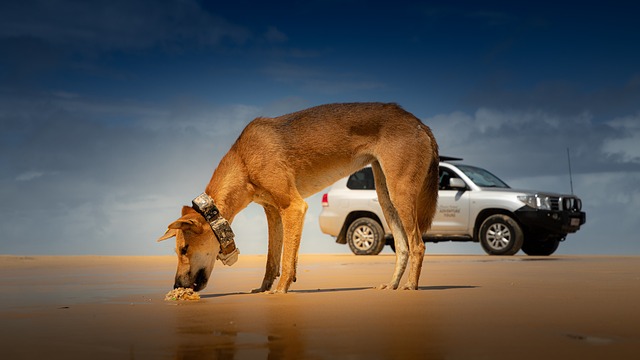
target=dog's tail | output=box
[416,124,440,234]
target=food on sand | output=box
[164,287,200,301]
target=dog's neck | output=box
[204,149,254,223]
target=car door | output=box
[430,167,471,234]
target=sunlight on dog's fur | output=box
[158,103,439,293]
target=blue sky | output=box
[1,1,639,256]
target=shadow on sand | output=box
[201,284,477,298]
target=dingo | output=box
[158,103,439,293]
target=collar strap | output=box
[191,193,239,266]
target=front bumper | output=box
[515,207,586,234]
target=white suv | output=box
[319,157,586,256]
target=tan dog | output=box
[158,103,439,293]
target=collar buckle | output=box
[192,193,239,266]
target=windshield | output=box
[456,165,510,188]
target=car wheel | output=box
[479,214,524,255]
[522,236,560,256]
[346,217,386,255]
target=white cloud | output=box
[427,108,630,178]
[15,170,45,182]
[264,26,288,43]
[602,113,640,163]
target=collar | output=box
[191,193,239,266]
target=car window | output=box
[347,167,375,190]
[439,167,461,190]
[456,165,510,188]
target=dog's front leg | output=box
[272,197,308,294]
[252,204,283,293]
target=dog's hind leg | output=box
[375,158,428,290]
[372,161,409,290]
[252,204,283,293]
[390,177,425,290]
[408,151,439,290]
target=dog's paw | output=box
[251,280,275,293]
[268,289,288,294]
[400,283,418,290]
[376,283,398,290]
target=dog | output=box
[158,102,439,293]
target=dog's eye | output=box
[180,245,189,256]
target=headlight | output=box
[518,195,552,210]
[518,195,536,208]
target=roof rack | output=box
[439,156,463,162]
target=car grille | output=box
[548,196,581,211]
[562,197,582,212]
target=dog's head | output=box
[157,206,220,291]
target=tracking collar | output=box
[192,193,239,266]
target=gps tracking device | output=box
[192,193,239,266]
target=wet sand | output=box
[1,254,638,359]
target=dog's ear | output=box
[158,207,205,242]
[157,228,177,242]
[170,218,203,233]
[168,217,205,233]
[157,216,204,242]
[181,206,197,216]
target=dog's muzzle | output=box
[192,193,239,266]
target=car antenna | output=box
[567,148,574,195]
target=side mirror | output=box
[449,178,467,189]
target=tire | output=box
[346,217,386,255]
[522,236,560,256]
[479,214,524,255]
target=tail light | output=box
[321,193,329,207]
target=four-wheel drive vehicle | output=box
[319,157,586,256]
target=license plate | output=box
[570,218,580,226]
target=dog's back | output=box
[233,102,431,198]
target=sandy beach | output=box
[1,254,638,359]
